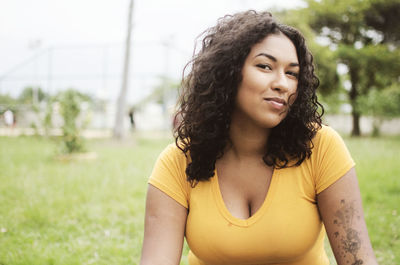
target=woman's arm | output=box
[317,167,378,265]
[140,184,188,265]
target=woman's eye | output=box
[256,64,272,70]
[286,71,299,79]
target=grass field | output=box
[0,134,399,264]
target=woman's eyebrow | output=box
[255,52,277,61]
[255,52,299,67]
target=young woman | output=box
[141,10,378,265]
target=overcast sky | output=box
[0,0,305,102]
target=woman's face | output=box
[233,32,299,129]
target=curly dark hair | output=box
[174,10,324,186]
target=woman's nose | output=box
[271,71,289,93]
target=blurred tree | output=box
[134,77,180,130]
[134,78,179,108]
[358,84,400,136]
[57,89,89,153]
[18,86,47,105]
[306,0,400,136]
[17,87,49,132]
[0,94,18,114]
[364,0,400,44]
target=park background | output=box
[0,0,399,264]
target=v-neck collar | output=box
[212,168,279,227]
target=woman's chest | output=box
[216,161,274,220]
[185,167,322,264]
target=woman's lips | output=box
[264,97,287,110]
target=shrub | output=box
[58,89,87,153]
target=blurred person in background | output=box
[4,109,14,127]
[129,107,136,130]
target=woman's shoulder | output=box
[312,124,343,145]
[310,124,352,162]
[150,142,191,208]
[308,125,355,194]
[158,141,189,165]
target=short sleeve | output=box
[148,144,191,208]
[312,125,356,194]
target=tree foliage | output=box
[305,0,400,136]
[364,0,400,44]
[18,86,48,105]
[0,94,18,114]
[134,77,179,109]
[358,84,400,136]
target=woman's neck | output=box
[226,118,270,161]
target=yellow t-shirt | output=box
[149,125,355,265]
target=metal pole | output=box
[162,38,171,130]
[102,46,108,93]
[47,47,53,96]
[33,52,38,106]
[113,0,134,139]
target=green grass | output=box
[0,134,399,264]
[345,136,400,264]
[0,136,170,265]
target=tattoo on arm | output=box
[333,199,364,265]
